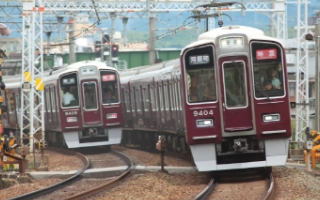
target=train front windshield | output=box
[100,70,120,104]
[60,73,79,107]
[184,45,217,103]
[251,42,285,98]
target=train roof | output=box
[128,59,180,82]
[4,60,117,88]
[183,26,283,51]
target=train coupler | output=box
[233,138,248,152]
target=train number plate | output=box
[193,110,213,116]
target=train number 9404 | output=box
[193,110,213,116]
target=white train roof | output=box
[182,25,283,52]
[4,60,117,88]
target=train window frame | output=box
[159,85,164,111]
[125,90,131,113]
[150,87,155,112]
[251,41,285,99]
[83,81,98,110]
[183,45,216,105]
[100,70,120,105]
[15,93,20,112]
[171,82,176,111]
[164,83,169,111]
[177,81,182,111]
[50,87,56,112]
[45,88,51,113]
[60,73,80,108]
[222,60,248,109]
[131,88,136,113]
[136,86,141,112]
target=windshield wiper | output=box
[254,85,271,102]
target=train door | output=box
[219,56,253,131]
[81,80,101,125]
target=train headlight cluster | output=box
[220,37,244,48]
[263,114,280,122]
[67,117,78,122]
[106,113,117,119]
[196,119,213,127]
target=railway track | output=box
[64,150,133,200]
[10,147,90,200]
[195,168,275,200]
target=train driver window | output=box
[60,74,79,107]
[184,45,215,103]
[100,71,120,104]
[252,42,285,98]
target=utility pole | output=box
[68,17,76,64]
[315,22,320,131]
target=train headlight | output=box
[263,114,280,122]
[196,119,213,127]
[67,117,77,122]
[106,113,117,119]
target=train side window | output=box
[50,87,56,112]
[176,81,182,110]
[164,84,169,111]
[125,90,131,113]
[60,73,79,107]
[136,87,141,112]
[170,83,175,111]
[15,93,20,112]
[131,88,135,113]
[150,87,155,111]
[143,87,150,112]
[159,86,164,111]
[46,89,51,113]
[155,86,159,111]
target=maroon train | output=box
[3,60,123,148]
[120,26,292,172]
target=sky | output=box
[3,0,320,40]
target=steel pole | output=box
[315,23,320,131]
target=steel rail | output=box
[63,150,133,200]
[194,178,216,200]
[9,148,90,200]
[262,172,275,200]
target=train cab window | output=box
[223,62,247,107]
[83,82,98,110]
[60,73,79,107]
[184,45,216,104]
[100,71,120,104]
[251,42,285,98]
